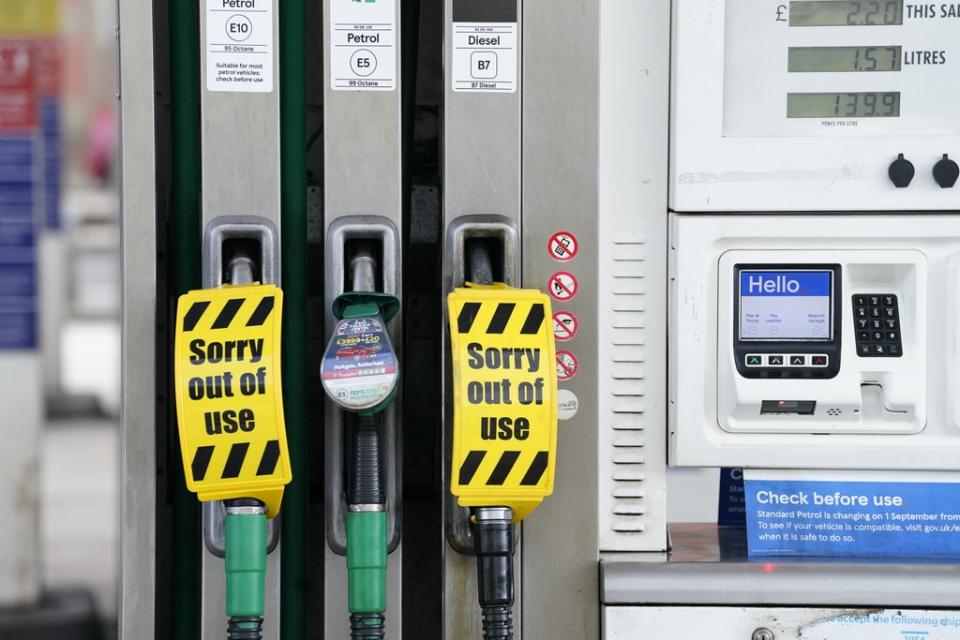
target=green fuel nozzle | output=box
[321,262,400,640]
[224,499,268,640]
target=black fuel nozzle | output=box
[473,507,515,640]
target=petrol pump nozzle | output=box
[174,240,291,640]
[447,277,559,640]
[320,247,399,640]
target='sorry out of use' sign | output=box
[448,285,558,522]
[174,284,291,517]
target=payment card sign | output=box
[174,284,291,517]
[447,285,558,521]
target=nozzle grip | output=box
[225,510,268,618]
[347,510,388,614]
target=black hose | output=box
[474,509,514,640]
[480,606,513,640]
[227,615,263,640]
[348,414,385,505]
[351,612,386,640]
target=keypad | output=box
[853,294,902,358]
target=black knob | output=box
[888,153,915,188]
[933,154,959,189]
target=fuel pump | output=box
[321,247,400,639]
[321,0,406,632]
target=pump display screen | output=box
[739,271,833,341]
[719,0,960,138]
[788,46,902,72]
[788,91,901,118]
[789,1,904,27]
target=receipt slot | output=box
[664,215,960,470]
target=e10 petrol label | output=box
[205,0,275,93]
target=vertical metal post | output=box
[441,0,523,637]
[119,0,159,635]
[322,0,405,636]
[519,1,601,636]
[198,1,283,638]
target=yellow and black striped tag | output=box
[448,285,558,522]
[174,284,291,518]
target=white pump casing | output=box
[717,248,926,435]
[671,0,960,213]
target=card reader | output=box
[760,400,817,416]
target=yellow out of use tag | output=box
[174,284,291,517]
[448,284,558,522]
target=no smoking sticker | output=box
[552,311,578,342]
[556,350,579,381]
[548,232,578,262]
[548,271,578,302]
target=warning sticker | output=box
[451,0,517,93]
[447,285,558,521]
[548,271,578,302]
[548,231,578,262]
[555,350,579,381]
[330,0,397,91]
[552,311,578,342]
[557,389,579,421]
[205,0,274,93]
[174,284,291,517]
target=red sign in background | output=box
[0,41,38,133]
[34,37,61,97]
